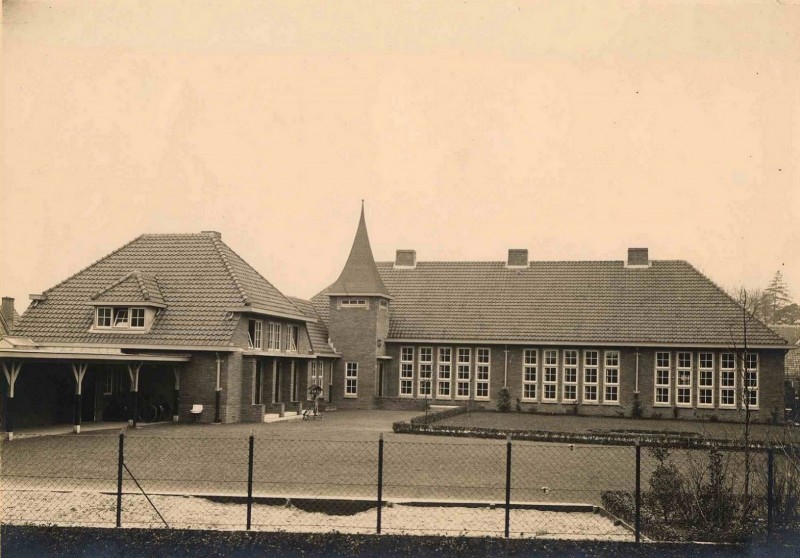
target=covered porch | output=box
[0,342,190,440]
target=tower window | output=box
[339,298,369,309]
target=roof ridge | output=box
[209,236,250,306]
[375,259,684,265]
[91,271,137,300]
[45,235,145,295]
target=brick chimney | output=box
[394,250,417,269]
[507,249,529,268]
[626,248,650,267]
[2,297,16,330]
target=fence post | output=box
[247,434,254,530]
[377,433,384,534]
[767,448,774,537]
[505,434,512,538]
[116,431,124,528]
[635,441,641,543]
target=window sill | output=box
[344,394,358,399]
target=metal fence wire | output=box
[1,432,798,542]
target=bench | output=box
[190,404,203,422]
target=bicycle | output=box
[302,385,323,420]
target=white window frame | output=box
[676,352,692,407]
[286,324,298,352]
[522,349,538,402]
[583,350,599,404]
[248,319,263,350]
[113,307,129,327]
[543,350,558,402]
[475,348,491,400]
[563,350,579,403]
[130,307,146,329]
[96,307,113,328]
[654,351,671,406]
[698,352,714,408]
[720,353,736,408]
[603,350,620,405]
[339,298,369,309]
[437,347,452,399]
[289,361,298,402]
[345,362,358,398]
[400,346,414,397]
[418,347,433,397]
[456,348,471,400]
[744,353,759,409]
[268,322,282,351]
[103,371,114,395]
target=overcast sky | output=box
[2,1,798,314]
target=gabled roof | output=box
[772,325,800,378]
[15,233,305,347]
[288,297,338,357]
[313,259,788,347]
[327,205,391,298]
[770,325,800,346]
[91,271,165,306]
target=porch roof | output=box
[0,342,190,362]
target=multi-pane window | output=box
[268,323,282,350]
[339,298,368,308]
[720,353,736,407]
[286,325,298,352]
[96,307,112,328]
[345,362,358,397]
[698,353,714,407]
[563,350,578,402]
[290,362,298,402]
[604,351,620,404]
[543,350,558,402]
[254,361,264,404]
[248,320,263,349]
[437,348,452,398]
[113,308,129,327]
[676,352,692,407]
[456,348,471,398]
[104,372,114,395]
[418,347,433,397]
[476,348,490,399]
[131,308,145,328]
[583,350,599,403]
[744,353,759,408]
[522,349,538,401]
[655,352,671,405]
[400,347,414,397]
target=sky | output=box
[2,0,799,315]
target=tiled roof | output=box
[312,260,788,347]
[15,233,305,347]
[327,206,391,298]
[91,271,165,305]
[288,297,338,357]
[771,325,800,378]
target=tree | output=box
[763,270,793,323]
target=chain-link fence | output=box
[1,432,797,542]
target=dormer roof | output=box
[90,271,166,307]
[327,204,391,299]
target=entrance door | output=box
[377,362,385,397]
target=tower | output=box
[327,203,391,407]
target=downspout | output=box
[214,352,222,423]
[503,345,508,388]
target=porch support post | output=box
[71,363,88,433]
[2,361,22,441]
[173,366,180,422]
[127,362,142,427]
[214,353,222,423]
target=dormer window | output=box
[95,306,148,330]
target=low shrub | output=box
[497,388,511,413]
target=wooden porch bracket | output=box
[127,362,142,427]
[2,361,22,440]
[71,363,89,433]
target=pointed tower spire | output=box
[328,203,391,298]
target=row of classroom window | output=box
[366,348,760,409]
[247,320,300,352]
